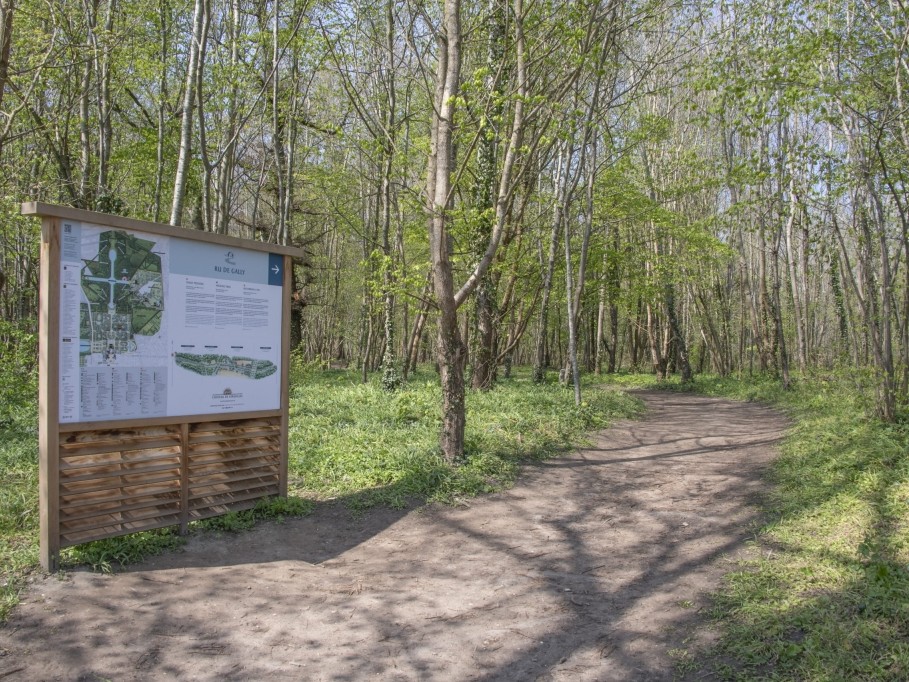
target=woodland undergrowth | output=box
[4,358,905,681]
[286,363,641,509]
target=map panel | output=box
[80,230,164,360]
[59,223,169,422]
[174,353,278,380]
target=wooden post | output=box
[39,218,61,572]
[180,422,190,534]
[279,254,292,497]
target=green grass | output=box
[0,361,641,620]
[638,372,909,681]
[287,365,642,509]
[0,424,40,620]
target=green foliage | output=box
[64,529,186,574]
[0,320,38,431]
[0,428,40,621]
[287,366,643,510]
[0,323,40,621]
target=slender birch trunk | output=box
[170,0,207,226]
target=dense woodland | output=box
[0,0,907,460]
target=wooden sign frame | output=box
[25,202,304,571]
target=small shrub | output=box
[64,529,186,574]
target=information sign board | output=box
[25,202,303,572]
[58,221,284,422]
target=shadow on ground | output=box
[0,391,788,681]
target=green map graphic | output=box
[175,353,277,380]
[80,230,164,357]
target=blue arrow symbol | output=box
[268,254,283,285]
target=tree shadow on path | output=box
[0,391,789,681]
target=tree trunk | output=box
[96,0,116,198]
[152,0,170,223]
[214,0,241,235]
[170,0,207,226]
[426,0,465,462]
[783,141,807,372]
[770,224,791,389]
[469,0,506,391]
[0,1,14,159]
[532,143,568,383]
[79,0,98,208]
[666,285,692,382]
[380,0,400,390]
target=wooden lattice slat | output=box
[51,414,284,551]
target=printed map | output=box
[174,353,277,380]
[80,230,165,363]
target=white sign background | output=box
[59,221,283,423]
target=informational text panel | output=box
[58,220,283,423]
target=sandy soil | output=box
[0,391,787,681]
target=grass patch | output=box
[647,372,909,680]
[287,365,642,510]
[0,424,40,622]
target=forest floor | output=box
[0,391,787,681]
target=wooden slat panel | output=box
[60,447,182,472]
[187,466,279,487]
[189,466,279,489]
[60,514,183,547]
[60,471,181,497]
[59,460,181,484]
[187,428,281,445]
[60,486,180,518]
[61,504,182,535]
[61,436,181,458]
[61,423,181,443]
[50,413,288,557]
[188,486,280,514]
[188,439,280,458]
[61,493,182,522]
[60,451,181,475]
[188,453,279,474]
[188,447,279,468]
[189,417,280,435]
[61,481,181,508]
[61,425,180,446]
[188,480,279,505]
[186,498,262,522]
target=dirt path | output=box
[0,391,787,681]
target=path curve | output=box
[0,391,787,681]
